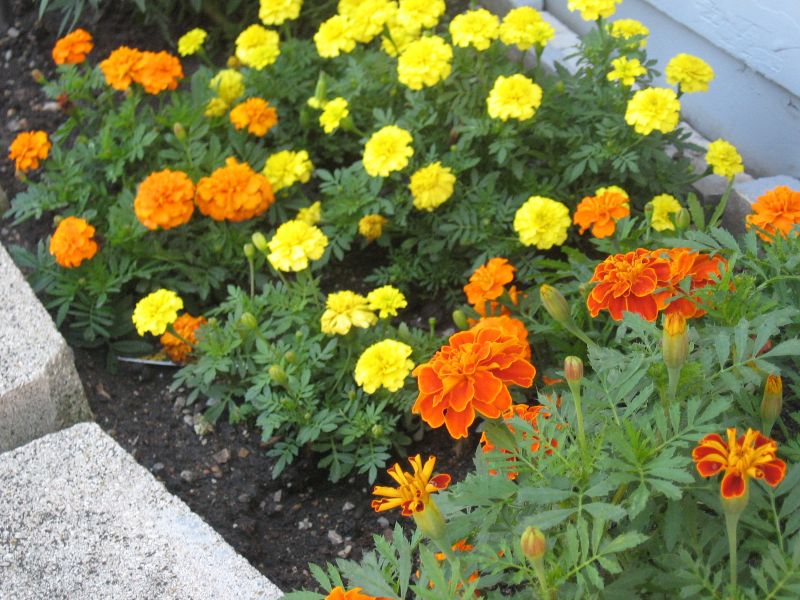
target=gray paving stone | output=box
[0,243,91,451]
[0,422,283,600]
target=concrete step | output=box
[0,422,283,600]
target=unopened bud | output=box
[172,122,186,140]
[268,364,288,386]
[371,424,383,437]
[313,72,328,104]
[675,208,691,231]
[452,309,468,330]
[540,284,571,326]
[760,374,783,434]
[521,526,547,561]
[662,313,688,370]
[239,312,258,330]
[226,55,241,69]
[206,317,218,327]
[284,350,296,363]
[564,356,583,382]
[31,69,45,84]
[243,243,255,259]
[251,231,269,253]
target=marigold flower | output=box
[573,185,630,238]
[381,14,421,57]
[319,97,349,133]
[133,51,184,94]
[412,323,536,439]
[666,53,715,93]
[355,339,414,393]
[177,28,207,56]
[464,257,515,307]
[324,588,384,600]
[314,15,356,58]
[267,219,328,272]
[160,313,206,363]
[259,0,302,26]
[195,157,275,222]
[449,9,499,51]
[409,162,455,211]
[397,0,444,29]
[625,87,680,135]
[608,19,649,46]
[52,28,93,65]
[607,56,646,86]
[567,0,621,21]
[358,214,388,241]
[99,46,142,91]
[229,97,278,137]
[587,248,673,321]
[514,196,571,250]
[487,74,543,121]
[133,169,195,231]
[397,36,453,90]
[204,97,229,118]
[746,185,800,241]
[132,289,183,337]
[320,291,377,335]
[367,285,407,318]
[8,130,51,172]
[480,404,554,479]
[705,139,744,178]
[263,150,313,192]
[472,315,531,359]
[499,6,554,50]
[363,125,414,177]
[761,375,783,433]
[372,455,450,516]
[660,247,727,318]
[341,0,395,44]
[49,216,99,268]
[235,24,280,69]
[297,200,322,225]
[693,428,786,499]
[648,193,682,231]
[209,69,245,104]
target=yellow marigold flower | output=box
[371,454,450,518]
[382,14,421,57]
[449,9,499,51]
[514,196,571,249]
[648,193,682,231]
[267,219,328,272]
[397,35,453,90]
[229,97,278,137]
[235,24,280,70]
[297,201,322,225]
[177,28,207,56]
[9,130,51,172]
[209,69,245,104]
[608,19,649,47]
[259,0,302,26]
[625,87,680,135]
[263,150,313,192]
[409,162,456,211]
[320,291,377,335]
[319,97,349,133]
[196,157,275,222]
[666,53,715,93]
[706,139,744,178]
[132,289,183,337]
[363,125,414,177]
[607,56,646,86]
[487,74,543,121]
[204,97,229,117]
[567,0,621,21]
[359,214,388,241]
[355,339,414,393]
[367,285,408,318]
[398,0,445,30]
[499,6,554,50]
[314,15,357,58]
[341,0,395,44]
[49,216,99,268]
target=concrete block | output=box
[0,422,283,600]
[0,243,92,452]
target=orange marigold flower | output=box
[472,315,531,360]
[49,216,99,268]
[134,169,195,230]
[229,97,278,137]
[412,323,536,439]
[160,313,206,363]
[480,403,556,479]
[195,157,275,222]
[371,454,451,516]
[52,28,93,65]
[463,257,515,306]
[573,186,630,238]
[9,130,51,172]
[692,428,786,499]
[659,247,727,319]
[587,248,673,322]
[100,46,142,91]
[132,51,184,94]
[470,285,522,323]
[745,185,800,242]
[324,587,389,600]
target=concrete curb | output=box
[0,422,283,599]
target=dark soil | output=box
[0,2,478,592]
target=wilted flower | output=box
[49,216,99,268]
[319,97,349,133]
[745,186,800,241]
[363,125,414,177]
[52,28,93,65]
[132,289,183,336]
[177,28,207,56]
[397,36,452,90]
[230,98,278,137]
[409,162,455,211]
[9,130,51,172]
[487,74,543,121]
[367,285,408,318]
[573,185,630,238]
[263,150,313,191]
[314,15,356,58]
[259,0,302,26]
[160,313,206,363]
[499,6,554,50]
[625,87,680,135]
[195,157,275,222]
[320,291,377,335]
[267,219,328,272]
[450,9,499,50]
[99,46,141,91]
[235,24,280,69]
[358,214,388,241]
[567,0,621,21]
[607,56,646,86]
[355,339,414,393]
[705,139,744,178]
[666,53,715,93]
[648,193,682,231]
[514,196,571,249]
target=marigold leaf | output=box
[600,531,648,555]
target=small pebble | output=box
[337,544,352,558]
[342,501,355,512]
[377,516,390,528]
[327,530,343,545]
[151,462,164,473]
[298,517,312,530]
[212,448,230,464]
[180,469,195,483]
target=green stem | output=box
[666,366,681,406]
[724,508,739,591]
[567,380,586,453]
[769,491,785,552]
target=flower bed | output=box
[5,0,800,597]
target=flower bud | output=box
[206,317,218,327]
[31,69,45,84]
[268,364,288,387]
[251,231,269,253]
[412,498,446,541]
[540,285,571,326]
[452,309,469,330]
[243,243,255,260]
[564,356,583,383]
[760,374,783,433]
[371,424,384,437]
[226,55,241,69]
[284,350,297,363]
[172,122,186,141]
[313,72,328,104]
[239,312,258,330]
[521,526,547,561]
[662,313,688,370]
[675,208,691,231]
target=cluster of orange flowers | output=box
[587,247,727,322]
[463,257,521,320]
[99,45,183,94]
[159,313,207,363]
[746,185,800,242]
[49,216,99,268]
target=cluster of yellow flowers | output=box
[320,284,407,335]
